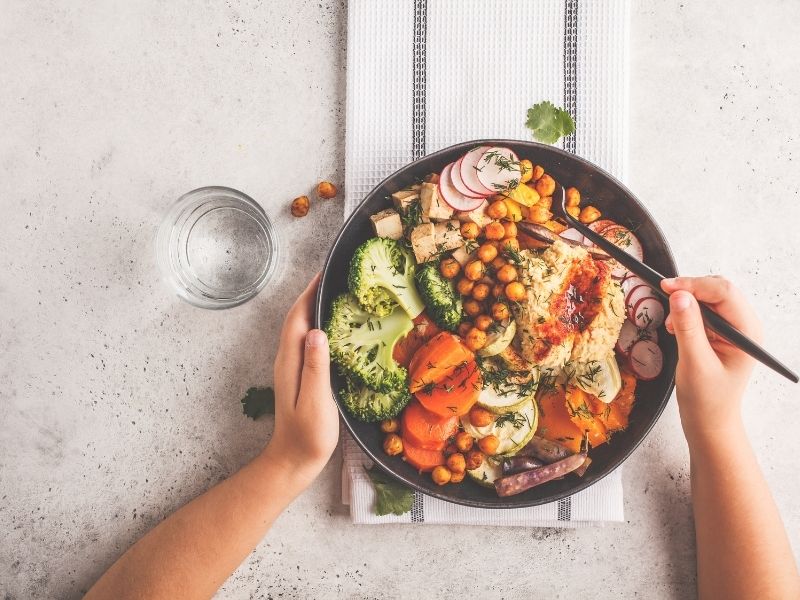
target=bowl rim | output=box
[315,139,677,509]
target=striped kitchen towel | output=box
[342,0,629,526]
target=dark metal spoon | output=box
[546,185,798,384]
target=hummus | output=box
[513,240,625,371]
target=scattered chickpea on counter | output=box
[290,181,340,217]
[290,195,310,217]
[317,181,338,200]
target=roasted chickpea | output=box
[519,159,534,183]
[486,199,508,220]
[491,302,510,321]
[496,264,518,284]
[380,418,399,433]
[491,256,508,271]
[478,434,500,455]
[566,205,580,219]
[465,449,486,471]
[535,173,556,198]
[501,237,520,253]
[444,443,459,456]
[476,243,498,264]
[456,277,475,296]
[464,259,485,282]
[484,221,506,241]
[446,452,467,474]
[474,314,493,331]
[463,298,483,318]
[565,187,581,207]
[502,221,517,238]
[454,431,475,453]
[505,281,526,302]
[469,406,495,428]
[465,327,487,351]
[431,465,452,485]
[531,164,545,181]
[439,257,461,279]
[579,205,602,224]
[449,470,466,484]
[457,322,472,338]
[383,433,403,456]
[460,221,480,240]
[471,283,491,301]
[316,181,338,200]
[290,195,310,217]
[492,282,506,298]
[527,204,551,224]
[537,196,553,210]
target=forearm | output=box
[689,425,799,600]
[86,449,313,600]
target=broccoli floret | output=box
[348,237,425,318]
[325,293,413,393]
[339,375,411,422]
[415,264,463,331]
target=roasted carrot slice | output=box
[596,369,637,432]
[402,439,446,472]
[401,400,459,451]
[415,360,481,417]
[408,332,474,393]
[565,385,608,447]
[535,385,584,453]
[393,312,443,368]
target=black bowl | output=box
[315,140,677,509]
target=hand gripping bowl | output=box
[315,140,678,509]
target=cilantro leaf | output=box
[364,466,414,516]
[240,386,275,420]
[525,101,576,145]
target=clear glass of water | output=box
[156,186,279,309]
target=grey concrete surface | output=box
[1,1,798,598]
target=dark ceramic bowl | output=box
[315,140,677,509]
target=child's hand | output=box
[661,276,762,447]
[265,275,339,484]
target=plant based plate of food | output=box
[315,140,677,508]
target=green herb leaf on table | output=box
[240,387,275,420]
[365,466,414,516]
[525,101,576,145]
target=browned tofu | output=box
[369,209,403,240]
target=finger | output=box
[668,291,718,370]
[661,276,761,341]
[296,329,332,409]
[275,274,322,401]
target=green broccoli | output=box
[348,237,425,318]
[415,263,463,331]
[339,375,411,422]
[325,293,413,393]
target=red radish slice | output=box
[588,219,617,234]
[615,320,659,355]
[622,274,649,297]
[450,159,485,199]
[459,146,494,196]
[476,147,522,193]
[601,225,644,279]
[438,163,485,211]
[625,284,657,319]
[631,297,665,330]
[559,228,585,245]
[628,340,664,381]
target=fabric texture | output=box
[342,0,630,526]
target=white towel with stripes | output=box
[342,0,630,526]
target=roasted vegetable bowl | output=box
[315,140,678,508]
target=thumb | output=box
[297,329,331,405]
[668,290,716,368]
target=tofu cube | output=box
[419,182,454,221]
[409,222,437,263]
[369,209,403,240]
[391,188,420,213]
[454,200,492,228]
[433,220,464,253]
[450,245,472,267]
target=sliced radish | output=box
[459,146,494,196]
[476,147,522,194]
[622,275,649,297]
[450,159,485,199]
[628,340,664,381]
[615,320,659,356]
[559,228,585,245]
[631,297,665,330]
[600,225,644,279]
[625,284,657,319]
[588,219,617,234]
[438,163,485,212]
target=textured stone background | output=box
[1,1,798,598]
